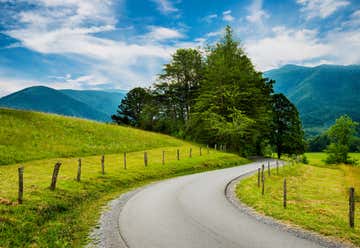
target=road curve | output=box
[117,160,326,248]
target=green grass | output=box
[237,153,360,246]
[0,108,184,165]
[0,109,249,247]
[305,152,360,167]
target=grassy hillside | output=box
[237,153,360,246]
[0,108,249,247]
[0,108,183,165]
[265,64,360,136]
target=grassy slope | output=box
[237,153,360,246]
[0,108,183,165]
[0,108,249,247]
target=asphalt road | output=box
[117,160,327,248]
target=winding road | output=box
[95,160,336,248]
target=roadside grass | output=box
[0,143,249,247]
[0,108,250,247]
[237,155,360,246]
[305,152,360,167]
[0,108,183,165]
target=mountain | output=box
[0,86,125,122]
[60,89,125,117]
[265,64,360,136]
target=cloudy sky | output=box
[0,0,359,96]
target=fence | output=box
[257,159,356,228]
[10,144,225,204]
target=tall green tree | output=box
[112,87,152,127]
[325,115,358,164]
[271,93,305,158]
[189,26,273,155]
[156,48,204,132]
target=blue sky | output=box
[0,0,359,96]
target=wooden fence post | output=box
[77,158,81,182]
[101,155,105,175]
[349,187,355,228]
[124,152,127,170]
[283,178,287,208]
[200,147,202,156]
[177,149,180,160]
[261,164,265,195]
[144,152,148,167]
[276,160,279,175]
[162,151,165,165]
[268,161,271,176]
[189,148,192,158]
[214,144,217,150]
[18,167,24,204]
[50,162,61,191]
[257,168,260,188]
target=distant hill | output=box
[265,64,360,136]
[60,89,125,117]
[0,86,125,122]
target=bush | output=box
[301,154,309,164]
[325,143,354,164]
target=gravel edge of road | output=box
[85,186,147,248]
[225,171,355,248]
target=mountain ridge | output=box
[265,64,360,136]
[0,86,125,122]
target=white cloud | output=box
[151,0,179,14]
[222,10,235,22]
[146,26,184,41]
[244,27,331,70]
[206,30,222,37]
[202,14,218,23]
[244,26,360,71]
[1,0,197,93]
[342,10,360,28]
[297,0,350,19]
[246,0,269,24]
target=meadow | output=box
[0,108,183,165]
[0,108,249,247]
[237,152,360,246]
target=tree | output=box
[112,87,152,127]
[155,48,204,134]
[271,93,305,158]
[325,115,358,164]
[189,25,273,155]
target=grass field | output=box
[0,108,184,165]
[237,152,360,246]
[0,108,249,247]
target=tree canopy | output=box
[271,93,305,158]
[112,25,305,157]
[325,115,358,164]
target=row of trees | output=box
[112,26,305,158]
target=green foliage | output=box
[112,87,152,126]
[265,64,360,136]
[307,134,330,152]
[325,115,358,164]
[189,26,274,155]
[112,26,306,158]
[0,108,183,165]
[271,93,305,158]
[300,154,309,164]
